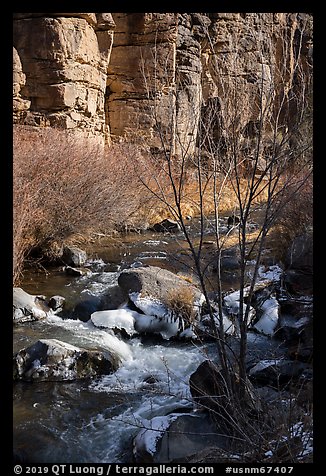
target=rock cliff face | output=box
[13,13,312,148]
[13,13,115,142]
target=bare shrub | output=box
[13,126,154,284]
[274,174,312,242]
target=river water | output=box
[13,220,286,463]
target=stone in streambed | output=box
[118,265,205,339]
[151,219,180,233]
[118,265,203,308]
[13,338,119,382]
[133,412,227,463]
[248,359,309,387]
[48,295,65,311]
[64,265,91,277]
[189,360,260,420]
[62,245,87,267]
[13,287,50,323]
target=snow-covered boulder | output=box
[13,339,120,381]
[253,296,280,336]
[13,287,50,323]
[248,358,309,387]
[118,266,205,339]
[133,413,225,463]
[223,289,256,329]
[118,266,204,310]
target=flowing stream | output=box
[13,220,286,463]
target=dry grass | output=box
[134,149,271,226]
[163,285,197,324]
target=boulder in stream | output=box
[48,295,65,312]
[189,360,261,424]
[64,266,91,277]
[13,338,119,381]
[62,245,87,267]
[151,218,180,233]
[133,412,228,463]
[13,287,50,323]
[248,358,310,387]
[118,266,205,339]
[118,265,203,308]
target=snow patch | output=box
[130,293,168,319]
[253,297,279,336]
[201,313,236,335]
[249,359,283,375]
[258,265,283,282]
[223,291,256,327]
[91,309,139,335]
[133,413,190,457]
[179,326,197,339]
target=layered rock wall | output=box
[13,13,115,142]
[13,13,312,150]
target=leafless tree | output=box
[138,13,313,409]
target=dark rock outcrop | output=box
[189,360,260,425]
[283,231,313,295]
[248,358,310,387]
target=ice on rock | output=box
[45,314,133,362]
[258,265,283,282]
[253,297,279,336]
[133,413,189,458]
[129,293,168,319]
[91,309,139,336]
[223,291,256,327]
[249,358,283,375]
[179,326,197,339]
[129,293,181,339]
[134,313,180,340]
[201,313,236,335]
